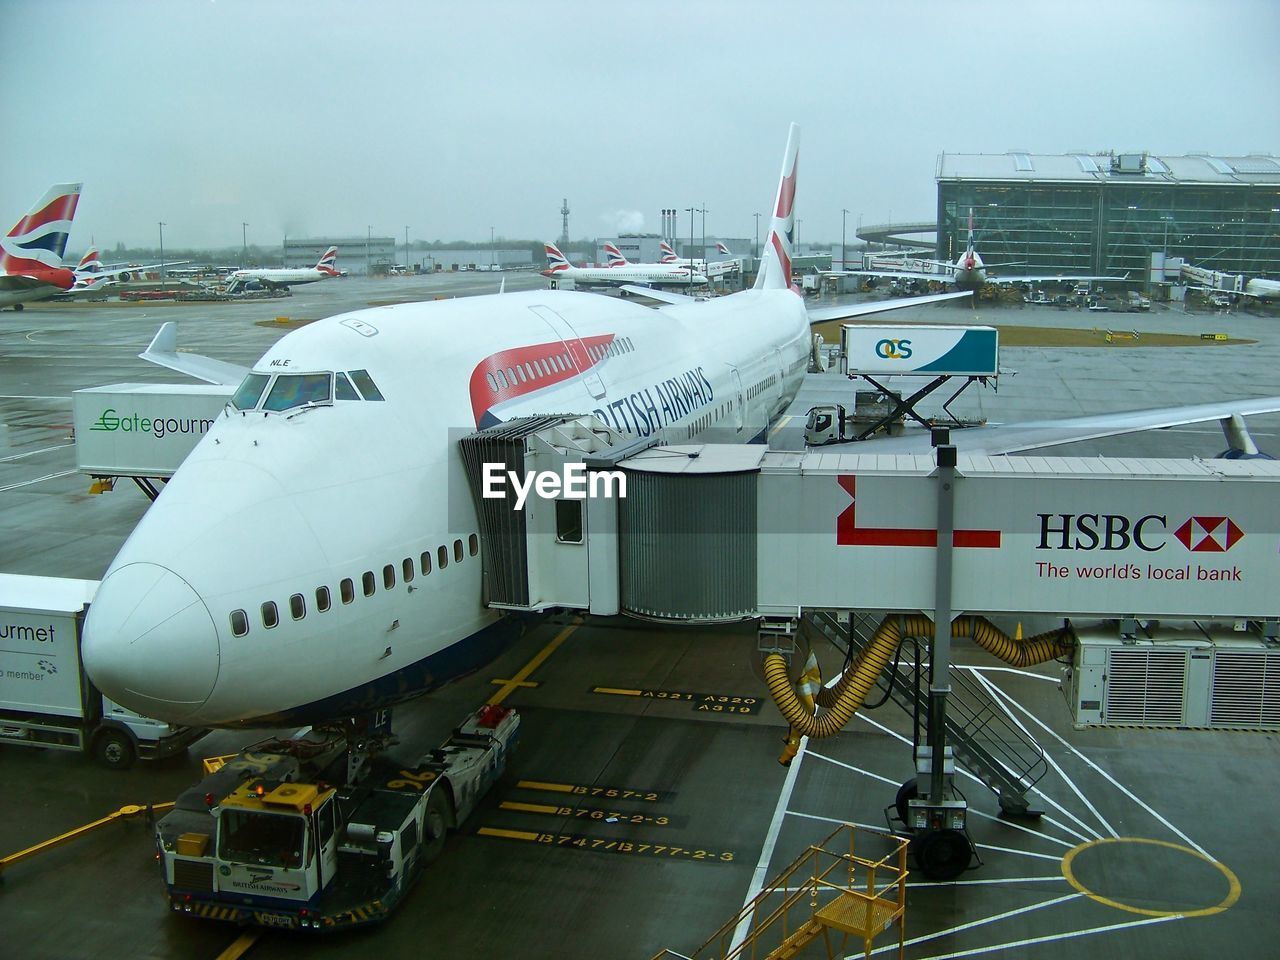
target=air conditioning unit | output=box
[1064,622,1280,730]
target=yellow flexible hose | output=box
[767,615,1073,745]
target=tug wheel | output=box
[421,788,452,863]
[914,827,972,882]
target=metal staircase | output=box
[649,824,908,960]
[809,611,1048,817]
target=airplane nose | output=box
[82,563,220,723]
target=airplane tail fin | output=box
[77,246,102,275]
[966,208,975,256]
[543,242,570,272]
[2,182,82,273]
[715,240,731,256]
[316,245,339,274]
[753,124,800,291]
[659,240,678,263]
[603,242,629,267]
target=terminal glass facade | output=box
[937,181,1280,282]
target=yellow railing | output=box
[651,823,909,960]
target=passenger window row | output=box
[482,338,636,394]
[228,533,480,637]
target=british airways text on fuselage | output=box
[592,366,714,437]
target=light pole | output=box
[366,226,371,276]
[699,204,707,261]
[841,208,849,271]
[241,222,248,268]
[158,222,166,280]
[685,207,695,285]
[796,219,803,253]
[753,212,761,261]
[405,226,410,271]
[489,226,495,269]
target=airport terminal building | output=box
[935,151,1280,281]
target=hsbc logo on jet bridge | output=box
[1034,512,1247,586]
[1035,513,1244,553]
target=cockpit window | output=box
[349,369,384,401]
[263,373,332,412]
[231,374,270,411]
[335,372,359,400]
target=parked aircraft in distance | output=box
[1181,262,1280,302]
[657,239,739,278]
[80,125,1280,731]
[839,208,1128,291]
[543,241,708,290]
[0,183,81,310]
[227,246,340,290]
[67,247,190,292]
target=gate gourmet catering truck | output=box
[155,704,519,931]
[0,574,207,768]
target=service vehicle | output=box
[0,573,207,768]
[156,704,519,931]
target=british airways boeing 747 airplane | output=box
[80,126,1280,730]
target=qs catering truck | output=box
[0,573,208,768]
[155,704,519,931]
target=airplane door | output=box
[728,364,745,433]
[528,305,608,400]
[314,797,339,892]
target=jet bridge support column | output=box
[902,436,976,882]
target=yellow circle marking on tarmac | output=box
[1060,837,1241,918]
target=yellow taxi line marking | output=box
[501,801,563,815]
[486,621,579,706]
[216,931,260,960]
[516,779,576,794]
[592,686,643,697]
[489,678,539,689]
[767,414,793,440]
[477,827,541,842]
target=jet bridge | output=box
[462,414,1280,624]
[460,415,1280,878]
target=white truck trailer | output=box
[0,573,207,768]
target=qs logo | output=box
[874,338,912,359]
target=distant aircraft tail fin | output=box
[963,207,976,270]
[659,240,679,263]
[1,182,82,274]
[77,246,102,275]
[316,245,339,275]
[753,124,800,292]
[603,242,629,267]
[715,240,731,256]
[543,242,571,273]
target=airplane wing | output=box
[985,273,1127,286]
[817,396,1280,456]
[833,269,950,282]
[620,284,697,305]
[806,290,973,325]
[139,322,250,386]
[89,260,191,281]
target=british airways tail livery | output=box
[0,183,82,309]
[543,239,708,290]
[79,124,975,728]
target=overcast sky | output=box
[3,0,1277,252]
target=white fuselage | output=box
[549,261,709,289]
[1245,278,1280,301]
[82,289,809,727]
[230,265,334,287]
